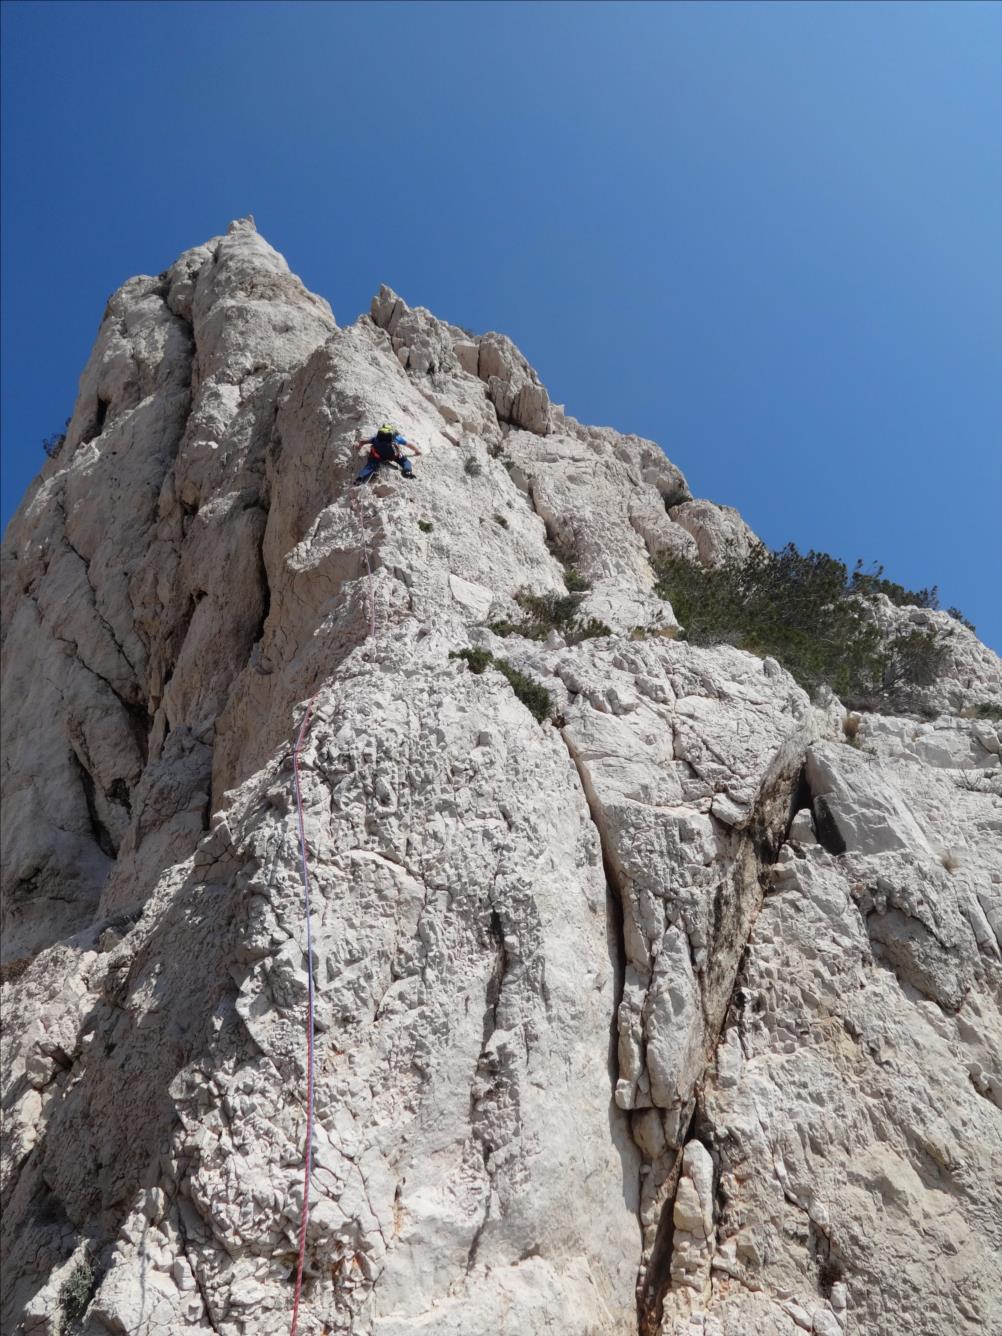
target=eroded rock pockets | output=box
[654,714,1002,1336]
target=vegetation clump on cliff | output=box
[450,648,553,723]
[490,589,611,647]
[654,543,957,711]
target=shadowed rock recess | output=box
[2,219,1001,1336]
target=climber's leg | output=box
[399,457,414,478]
[354,458,380,485]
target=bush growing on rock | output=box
[965,701,1002,721]
[450,648,492,674]
[653,543,950,712]
[490,590,610,647]
[562,567,590,594]
[42,429,66,458]
[449,648,553,722]
[881,628,949,704]
[849,562,975,634]
[947,606,977,633]
[848,561,938,609]
[41,417,71,458]
[59,1259,96,1324]
[492,658,553,723]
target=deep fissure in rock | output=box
[812,793,847,856]
[637,1098,698,1336]
[639,745,809,1336]
[81,395,110,445]
[70,749,117,859]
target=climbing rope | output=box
[289,694,317,1336]
[288,478,377,1335]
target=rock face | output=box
[2,221,1000,1336]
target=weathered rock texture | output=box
[2,220,1000,1336]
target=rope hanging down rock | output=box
[288,694,317,1336]
[288,482,377,1335]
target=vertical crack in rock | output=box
[558,729,630,1093]
[80,395,110,446]
[467,900,516,1276]
[560,713,809,1336]
[558,729,647,1315]
[811,794,847,856]
[637,1103,697,1335]
[638,788,797,1336]
[69,747,118,860]
[174,1199,223,1336]
[481,908,508,1048]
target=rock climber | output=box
[353,422,422,484]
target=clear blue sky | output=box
[3,0,1000,649]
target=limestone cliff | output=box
[2,219,1000,1336]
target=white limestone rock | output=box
[369,284,551,436]
[2,222,1000,1336]
[806,741,932,856]
[666,716,1002,1336]
[670,1139,717,1304]
[866,594,1002,717]
[668,498,761,567]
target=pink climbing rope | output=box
[288,481,377,1334]
[289,692,317,1336]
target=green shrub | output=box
[848,567,974,634]
[487,619,524,638]
[489,589,609,646]
[42,417,71,459]
[947,606,976,633]
[653,543,952,711]
[449,648,492,675]
[494,513,509,529]
[492,658,553,722]
[629,626,678,641]
[59,1258,96,1324]
[417,519,433,533]
[563,567,590,593]
[967,701,1002,722]
[449,649,553,722]
[849,561,938,609]
[544,531,590,593]
[568,617,613,644]
[518,592,582,628]
[881,628,948,700]
[464,456,483,478]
